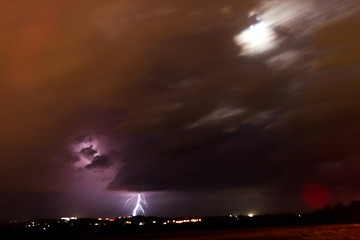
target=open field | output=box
[100,224,360,240]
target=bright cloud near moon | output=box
[235,0,358,59]
[234,21,279,56]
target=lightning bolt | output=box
[125,193,147,216]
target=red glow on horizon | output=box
[302,182,332,209]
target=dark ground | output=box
[97,224,360,240]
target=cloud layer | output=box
[1,0,360,218]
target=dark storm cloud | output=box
[108,0,360,200]
[109,126,282,192]
[1,0,360,219]
[80,146,97,157]
[85,155,112,170]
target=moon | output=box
[234,21,279,56]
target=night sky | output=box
[1,0,360,220]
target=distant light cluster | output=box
[163,219,202,225]
[175,219,202,224]
[91,217,202,226]
[61,217,77,222]
[23,216,204,231]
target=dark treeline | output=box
[309,200,360,224]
